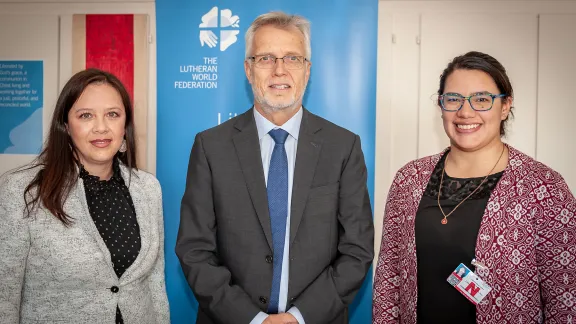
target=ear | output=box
[244,59,252,84]
[501,96,513,120]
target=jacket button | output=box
[259,296,267,304]
[110,286,119,293]
[265,255,273,263]
[290,297,295,302]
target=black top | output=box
[80,160,141,324]
[415,153,503,323]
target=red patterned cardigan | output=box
[373,146,576,323]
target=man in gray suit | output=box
[176,11,374,324]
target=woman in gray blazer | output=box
[0,69,169,323]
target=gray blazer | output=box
[0,164,170,324]
[176,108,374,324]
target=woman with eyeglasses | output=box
[373,51,575,323]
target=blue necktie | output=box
[267,128,289,314]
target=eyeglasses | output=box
[438,92,507,111]
[248,55,308,70]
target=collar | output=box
[253,106,303,141]
[79,158,123,184]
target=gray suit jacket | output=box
[176,108,374,324]
[0,164,170,324]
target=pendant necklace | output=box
[437,145,505,225]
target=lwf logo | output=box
[199,6,240,52]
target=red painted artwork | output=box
[86,14,134,100]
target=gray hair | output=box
[245,11,311,60]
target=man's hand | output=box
[263,313,299,324]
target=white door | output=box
[537,14,576,193]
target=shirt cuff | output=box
[287,306,305,324]
[249,311,269,324]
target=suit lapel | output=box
[290,109,322,245]
[119,167,151,282]
[232,109,273,250]
[72,177,116,275]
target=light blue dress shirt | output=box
[250,107,305,324]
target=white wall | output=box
[0,14,59,173]
[0,0,157,175]
[375,0,576,269]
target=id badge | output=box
[447,263,491,305]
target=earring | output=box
[119,139,127,153]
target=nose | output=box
[457,99,476,118]
[272,58,287,76]
[92,115,109,133]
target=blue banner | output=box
[0,61,43,154]
[156,1,377,322]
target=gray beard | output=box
[252,84,307,114]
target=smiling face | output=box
[441,69,511,152]
[67,83,126,172]
[244,24,311,114]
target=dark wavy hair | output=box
[437,51,514,137]
[23,68,137,226]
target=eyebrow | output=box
[254,52,303,57]
[471,91,492,96]
[73,107,124,113]
[444,91,493,96]
[282,51,303,56]
[73,108,93,113]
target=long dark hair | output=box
[438,51,514,137]
[23,68,137,225]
